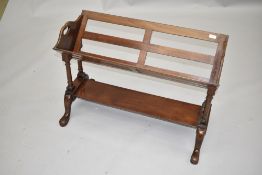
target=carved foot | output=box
[190,149,200,164]
[190,126,206,165]
[59,93,74,127]
[59,113,70,127]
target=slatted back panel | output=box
[72,10,228,88]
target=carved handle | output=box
[53,15,83,51]
[61,22,71,36]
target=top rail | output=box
[82,10,221,43]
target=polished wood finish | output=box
[138,29,152,65]
[53,10,229,164]
[82,31,214,64]
[76,79,201,127]
[78,51,210,87]
[83,10,220,42]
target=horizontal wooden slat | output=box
[83,31,214,64]
[82,10,220,42]
[142,65,210,86]
[78,51,211,88]
[76,79,201,127]
[148,44,214,64]
[83,31,145,49]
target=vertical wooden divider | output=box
[137,29,152,66]
[73,15,88,52]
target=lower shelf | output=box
[75,79,201,127]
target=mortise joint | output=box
[137,29,152,65]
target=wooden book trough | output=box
[53,10,228,164]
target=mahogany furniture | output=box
[53,10,228,164]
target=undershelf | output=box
[75,79,201,128]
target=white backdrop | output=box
[0,0,262,175]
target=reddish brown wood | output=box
[137,29,152,65]
[53,10,229,164]
[78,51,210,87]
[191,126,206,164]
[83,10,220,42]
[210,35,229,85]
[59,53,74,127]
[73,15,88,78]
[53,15,83,51]
[76,79,201,127]
[73,15,88,52]
[82,31,214,64]
[59,54,89,127]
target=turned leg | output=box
[190,126,206,164]
[59,53,75,127]
[191,85,216,164]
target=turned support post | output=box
[62,53,74,90]
[77,59,89,79]
[201,85,217,125]
[76,41,89,79]
[78,60,83,72]
[77,41,84,74]
[191,85,217,164]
